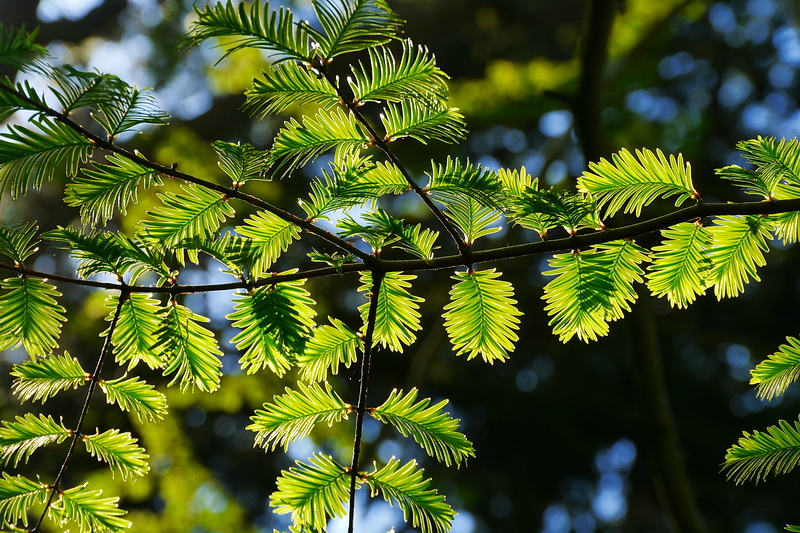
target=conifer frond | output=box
[716,165,778,199]
[82,429,149,480]
[0,78,47,122]
[0,25,48,73]
[646,222,713,308]
[104,293,165,370]
[0,222,39,265]
[514,188,600,234]
[158,302,223,392]
[49,66,127,115]
[182,0,312,63]
[298,317,361,382]
[212,140,269,185]
[708,215,772,299]
[99,376,168,423]
[443,195,501,245]
[349,39,449,104]
[0,414,70,467]
[0,118,93,199]
[0,277,66,357]
[139,184,235,261]
[248,381,350,451]
[723,417,800,484]
[0,473,48,528]
[442,269,521,363]
[10,352,87,403]
[735,136,800,187]
[51,484,129,533]
[93,84,169,138]
[769,183,800,244]
[370,388,475,467]
[227,276,316,375]
[244,63,340,118]
[381,99,465,145]
[268,107,367,177]
[499,167,554,235]
[270,453,351,531]
[578,147,697,217]
[308,249,355,273]
[426,157,503,209]
[236,210,302,277]
[312,0,402,59]
[750,337,800,401]
[359,271,423,352]
[65,153,163,227]
[340,209,438,259]
[365,458,454,533]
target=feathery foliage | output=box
[158,302,223,392]
[10,353,87,404]
[235,210,302,277]
[51,484,129,533]
[707,215,773,299]
[381,99,466,145]
[104,293,165,370]
[244,64,340,118]
[359,271,423,352]
[0,25,48,73]
[0,414,70,467]
[750,337,800,401]
[82,429,149,480]
[723,417,800,484]
[98,376,168,423]
[297,317,361,382]
[0,473,48,528]
[0,222,39,266]
[646,221,713,308]
[0,277,66,357]
[311,0,402,59]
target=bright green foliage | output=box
[105,293,165,370]
[646,221,713,308]
[365,458,454,533]
[427,157,503,209]
[311,0,402,59]
[750,337,800,401]
[578,147,697,217]
[236,210,302,277]
[514,188,600,235]
[723,417,800,484]
[298,317,362,382]
[0,473,48,528]
[270,453,352,531]
[10,352,87,403]
[227,277,317,375]
[0,414,70,467]
[98,376,168,423]
[735,136,800,188]
[91,84,168,139]
[359,271,422,352]
[244,63,340,118]
[0,277,66,356]
[158,302,223,392]
[0,118,92,199]
[0,222,39,265]
[498,167,552,235]
[248,381,350,450]
[213,140,269,185]
[708,215,773,299]
[349,39,449,104]
[771,184,800,243]
[370,388,475,467]
[0,25,48,73]
[82,429,149,480]
[381,99,466,144]
[338,208,439,258]
[65,153,162,226]
[51,484,129,533]
[0,77,46,122]
[50,66,127,115]
[442,269,521,363]
[443,195,501,245]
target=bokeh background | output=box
[2,1,800,532]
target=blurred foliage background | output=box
[2,0,800,532]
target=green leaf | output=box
[298,317,361,382]
[99,375,168,423]
[235,210,302,278]
[426,157,503,209]
[0,473,48,528]
[158,302,223,392]
[339,209,438,259]
[0,77,48,121]
[349,39,449,104]
[51,483,130,533]
[10,352,87,403]
[65,153,162,226]
[578,147,697,217]
[365,458,454,533]
[308,249,355,273]
[248,381,350,451]
[723,417,800,484]
[105,293,165,371]
[371,388,474,467]
[93,84,169,138]
[381,99,466,145]
[270,453,352,531]
[0,222,39,265]
[49,66,128,114]
[268,107,367,177]
[312,0,403,59]
[443,195,501,245]
[498,166,553,235]
[708,215,773,299]
[0,277,66,357]
[646,222,713,308]
[182,0,312,63]
[359,271,423,352]
[227,276,316,375]
[82,429,149,480]
[442,269,521,363]
[212,140,269,185]
[243,63,340,118]
[750,337,800,401]
[0,414,70,467]
[0,25,48,73]
[513,188,600,234]
[716,164,778,199]
[769,183,800,244]
[0,118,93,199]
[734,136,800,188]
